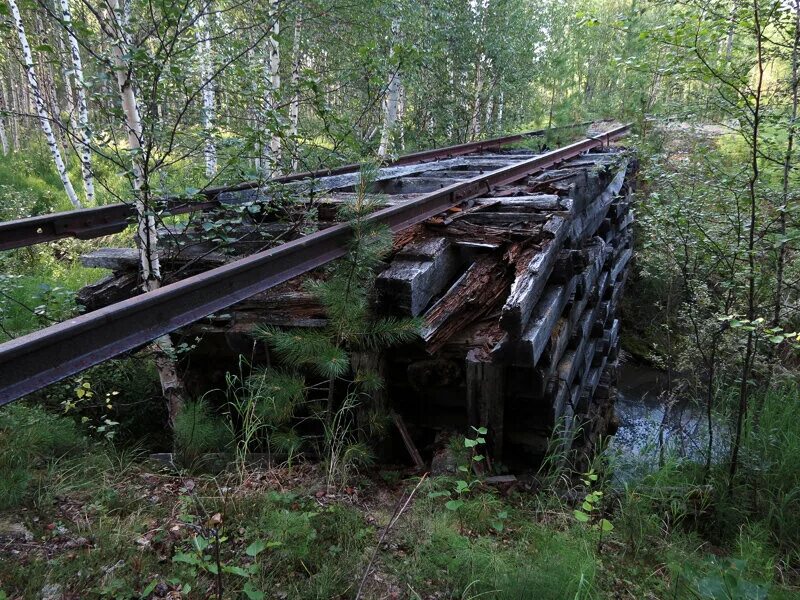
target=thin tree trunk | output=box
[484,92,494,133]
[107,0,186,425]
[497,90,504,130]
[0,76,9,155]
[57,32,77,132]
[262,0,281,176]
[9,0,81,208]
[774,0,799,330]
[470,54,485,140]
[378,17,401,158]
[196,6,217,178]
[289,12,301,171]
[59,0,95,203]
[397,82,405,151]
[730,1,764,485]
[7,66,21,151]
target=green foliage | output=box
[573,468,614,535]
[173,399,230,466]
[249,166,418,489]
[392,503,597,599]
[0,404,85,509]
[676,557,769,600]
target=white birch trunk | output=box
[59,0,95,203]
[196,7,217,177]
[262,0,281,176]
[446,59,455,140]
[107,0,159,288]
[378,18,401,159]
[57,32,77,132]
[0,76,9,155]
[9,0,81,208]
[289,13,301,171]
[397,82,405,151]
[0,110,7,156]
[469,54,485,140]
[497,90,504,130]
[107,0,186,423]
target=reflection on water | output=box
[609,361,728,480]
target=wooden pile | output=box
[372,150,634,464]
[77,146,635,466]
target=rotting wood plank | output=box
[516,273,579,366]
[421,256,510,353]
[570,162,628,242]
[466,348,505,461]
[475,194,564,211]
[376,236,461,316]
[500,216,568,337]
[218,158,470,204]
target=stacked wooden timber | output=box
[77,145,635,466]
[372,149,634,465]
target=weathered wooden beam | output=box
[538,240,608,371]
[76,272,139,312]
[376,236,462,316]
[516,273,578,366]
[459,212,551,226]
[392,412,425,470]
[375,176,468,195]
[466,348,505,461]
[421,256,509,353]
[501,216,568,336]
[218,158,469,204]
[475,194,563,211]
[81,246,228,271]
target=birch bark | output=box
[289,13,301,171]
[262,0,281,176]
[0,76,8,155]
[378,18,401,158]
[497,90,504,130]
[196,7,217,177]
[469,54,485,140]
[8,0,81,208]
[106,0,186,424]
[59,0,95,203]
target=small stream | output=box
[609,361,728,480]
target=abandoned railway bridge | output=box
[0,122,635,467]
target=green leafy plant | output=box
[677,557,769,600]
[573,469,613,542]
[430,427,507,533]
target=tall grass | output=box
[0,404,86,509]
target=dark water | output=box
[610,361,727,479]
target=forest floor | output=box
[1,444,798,600]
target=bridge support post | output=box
[466,349,505,462]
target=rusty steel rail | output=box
[0,124,630,404]
[0,122,593,251]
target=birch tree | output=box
[59,0,94,203]
[196,5,217,178]
[8,0,82,208]
[378,17,401,158]
[289,12,301,171]
[0,75,8,155]
[262,0,281,176]
[106,0,187,424]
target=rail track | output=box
[0,122,630,405]
[0,122,593,252]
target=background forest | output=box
[1,0,800,598]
